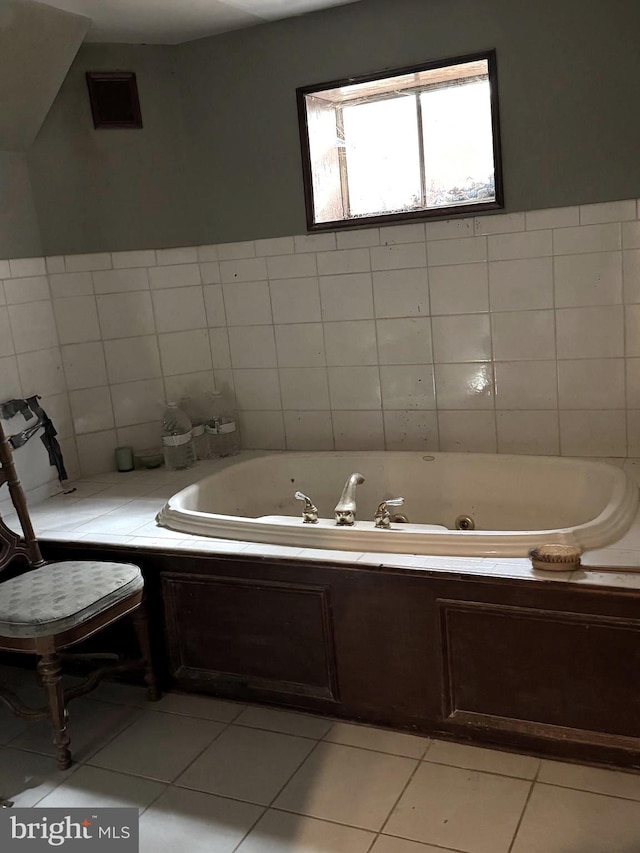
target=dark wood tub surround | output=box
[36,540,640,770]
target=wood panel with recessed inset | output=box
[438,599,640,747]
[162,571,339,702]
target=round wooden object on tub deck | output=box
[529,544,582,571]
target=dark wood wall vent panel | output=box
[86,72,142,129]
[161,572,339,702]
[438,599,640,743]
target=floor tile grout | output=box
[89,714,236,786]
[6,673,640,851]
[229,737,328,853]
[535,778,640,804]
[375,832,472,853]
[229,805,268,853]
[231,721,333,742]
[267,803,401,837]
[265,736,324,809]
[507,779,536,853]
[421,756,539,782]
[375,750,423,844]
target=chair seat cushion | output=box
[0,561,143,638]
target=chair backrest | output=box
[0,420,44,572]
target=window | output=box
[297,51,503,230]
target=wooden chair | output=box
[0,420,159,774]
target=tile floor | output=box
[1,665,640,852]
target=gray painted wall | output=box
[0,151,41,257]
[22,0,640,257]
[0,0,89,150]
[28,43,196,257]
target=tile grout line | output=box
[156,706,241,782]
[363,736,432,849]
[506,759,541,853]
[485,236,499,454]
[534,777,640,804]
[22,218,640,467]
[265,266,287,450]
[5,698,147,790]
[423,239,440,453]
[550,229,563,457]
[420,755,541,783]
[369,244,387,452]
[228,729,328,853]
[7,686,640,839]
[316,269,337,451]
[102,729,227,788]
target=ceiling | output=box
[25,0,362,44]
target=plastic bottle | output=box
[161,402,196,470]
[180,394,209,461]
[205,389,240,458]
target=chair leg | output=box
[37,653,71,771]
[132,602,160,701]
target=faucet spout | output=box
[334,472,365,526]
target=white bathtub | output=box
[156,451,639,557]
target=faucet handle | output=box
[374,497,404,529]
[295,491,319,524]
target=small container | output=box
[180,394,209,460]
[191,422,209,461]
[115,446,134,472]
[162,402,195,470]
[204,388,240,458]
[206,417,240,458]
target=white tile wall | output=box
[525,206,579,231]
[223,281,272,326]
[435,363,494,410]
[319,274,373,321]
[383,410,438,450]
[2,196,640,475]
[274,324,324,367]
[372,269,429,318]
[324,320,378,366]
[272,277,322,323]
[4,276,50,304]
[151,287,206,333]
[279,368,330,411]
[376,318,432,365]
[159,330,212,377]
[233,368,281,411]
[429,263,488,315]
[104,336,162,384]
[61,342,108,390]
[380,365,435,410]
[284,410,333,450]
[53,295,101,344]
[332,410,384,450]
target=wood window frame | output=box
[296,50,504,232]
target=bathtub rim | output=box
[156,451,639,558]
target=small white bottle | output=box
[162,402,196,470]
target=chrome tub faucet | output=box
[374,497,405,529]
[295,491,318,524]
[334,473,365,526]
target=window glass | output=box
[298,52,502,230]
[420,81,495,208]
[343,96,422,217]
